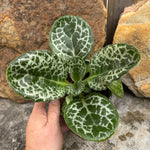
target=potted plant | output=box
[6,15,140,142]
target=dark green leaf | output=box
[7,50,69,102]
[108,80,124,98]
[84,84,92,94]
[68,57,86,82]
[63,93,119,141]
[87,44,141,91]
[49,15,94,59]
[65,81,85,96]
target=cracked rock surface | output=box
[0,91,150,150]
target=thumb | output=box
[48,100,60,125]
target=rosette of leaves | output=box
[6,15,141,142]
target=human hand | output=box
[25,100,69,150]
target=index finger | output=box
[30,102,47,124]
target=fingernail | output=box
[50,100,59,105]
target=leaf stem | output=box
[83,75,98,83]
[50,80,71,86]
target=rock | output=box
[0,91,150,150]
[0,0,107,103]
[113,0,150,98]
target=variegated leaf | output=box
[68,57,86,82]
[84,84,92,94]
[63,93,119,141]
[7,50,69,102]
[49,15,94,59]
[65,81,85,96]
[87,44,141,91]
